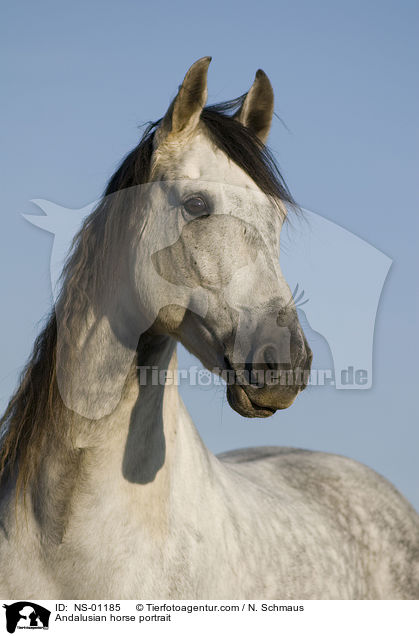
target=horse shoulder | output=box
[218,446,419,599]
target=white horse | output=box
[0,58,418,599]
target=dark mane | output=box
[203,97,294,206]
[0,97,295,494]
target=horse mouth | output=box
[223,357,300,418]
[226,384,277,418]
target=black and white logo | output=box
[2,602,50,633]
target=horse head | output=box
[53,57,312,420]
[137,57,312,416]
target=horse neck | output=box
[28,333,214,542]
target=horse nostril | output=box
[252,345,281,371]
[262,345,279,370]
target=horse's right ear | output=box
[156,57,211,145]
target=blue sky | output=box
[1,1,418,509]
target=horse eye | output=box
[183,196,208,216]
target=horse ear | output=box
[235,69,274,144]
[157,57,211,142]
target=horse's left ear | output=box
[235,69,274,144]
[157,57,211,144]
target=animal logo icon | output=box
[24,196,391,393]
[2,602,51,633]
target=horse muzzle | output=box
[224,330,313,418]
